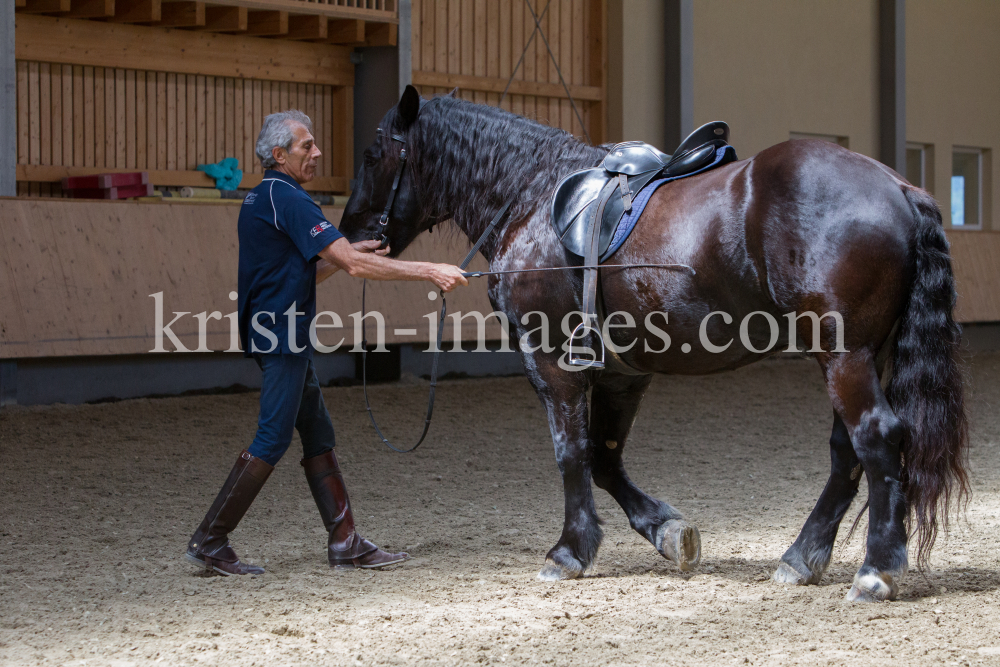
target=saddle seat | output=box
[552,121,732,260]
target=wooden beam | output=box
[364,21,396,47]
[17,164,349,192]
[16,15,354,86]
[3,0,16,197]
[64,0,115,18]
[588,0,607,145]
[155,1,203,28]
[18,0,71,14]
[201,5,245,32]
[193,0,396,23]
[327,18,364,44]
[245,9,286,36]
[15,0,27,8]
[108,0,160,23]
[410,71,603,102]
[286,14,326,41]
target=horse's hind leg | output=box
[590,374,700,571]
[796,351,907,601]
[773,411,861,585]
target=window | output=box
[790,132,849,148]
[952,148,983,228]
[906,143,934,192]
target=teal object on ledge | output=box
[196,157,243,191]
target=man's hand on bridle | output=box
[352,239,391,256]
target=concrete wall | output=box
[607,0,667,147]
[0,198,501,359]
[609,0,882,158]
[692,0,879,159]
[607,0,999,230]
[907,0,999,229]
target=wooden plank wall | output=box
[0,198,497,359]
[318,0,395,8]
[15,61,344,197]
[946,231,1000,323]
[2,201,1000,359]
[411,0,606,143]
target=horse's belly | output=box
[605,289,793,375]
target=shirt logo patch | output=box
[310,221,333,237]
[243,192,257,205]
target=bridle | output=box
[372,127,407,250]
[361,126,514,453]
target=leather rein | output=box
[360,128,693,453]
[361,128,515,453]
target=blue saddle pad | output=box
[603,145,737,259]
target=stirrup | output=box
[568,321,605,369]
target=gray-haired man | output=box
[185,110,467,576]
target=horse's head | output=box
[340,85,441,257]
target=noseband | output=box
[373,127,407,249]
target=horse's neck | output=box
[419,147,514,256]
[425,147,599,260]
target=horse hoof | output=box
[772,560,814,586]
[537,559,582,582]
[655,520,701,572]
[845,571,899,602]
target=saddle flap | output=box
[552,168,608,256]
[552,167,662,259]
[602,142,671,176]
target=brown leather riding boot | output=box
[185,450,274,576]
[301,449,409,569]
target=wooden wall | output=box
[0,198,497,359]
[946,231,1000,323]
[411,0,606,143]
[2,198,999,360]
[13,15,356,195]
[15,63,345,197]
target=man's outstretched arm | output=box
[318,237,469,292]
[315,239,388,284]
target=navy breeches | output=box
[247,354,336,466]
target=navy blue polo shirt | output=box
[237,170,344,357]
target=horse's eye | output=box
[363,149,381,167]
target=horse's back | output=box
[605,139,919,371]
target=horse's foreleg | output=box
[774,411,861,585]
[529,367,603,581]
[590,374,700,571]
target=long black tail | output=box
[885,186,969,569]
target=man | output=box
[185,110,467,576]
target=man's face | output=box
[272,122,321,184]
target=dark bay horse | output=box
[339,86,968,602]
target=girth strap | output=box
[568,178,618,369]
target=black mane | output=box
[392,95,605,245]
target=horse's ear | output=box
[397,84,421,128]
[447,87,459,98]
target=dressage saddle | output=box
[552,121,732,261]
[550,121,733,369]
